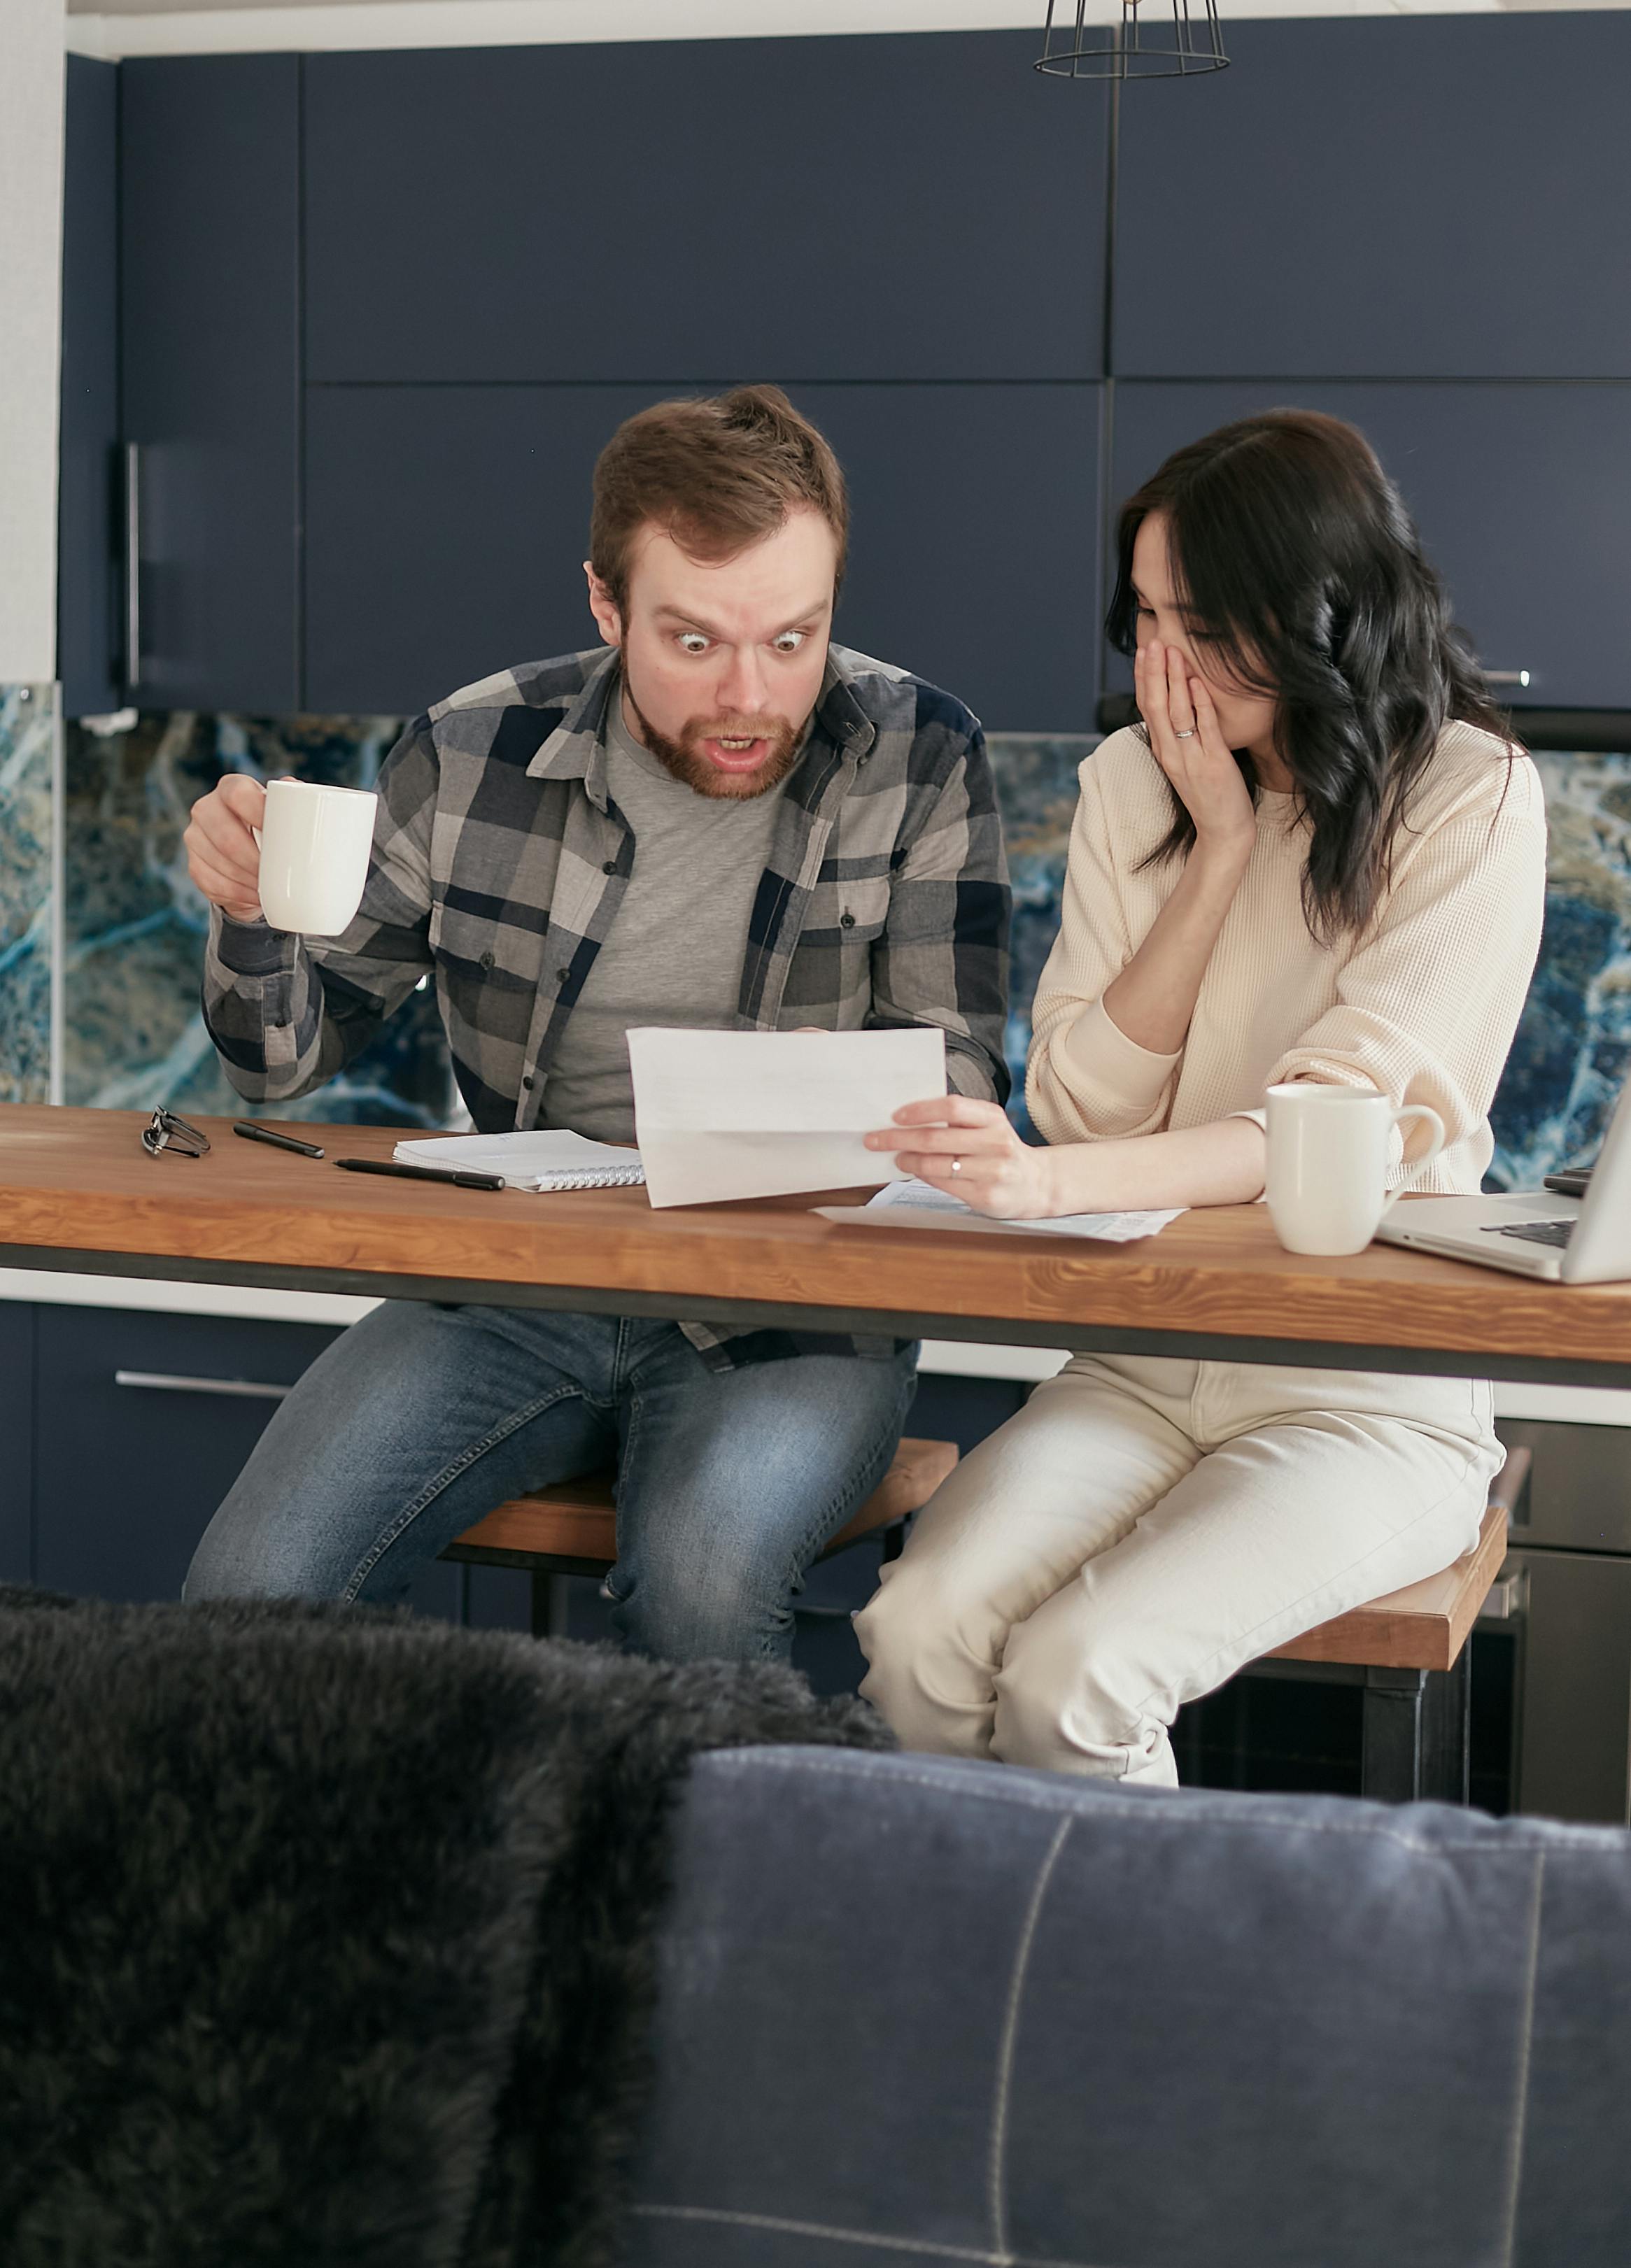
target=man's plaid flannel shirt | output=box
[204,642,1012,1370]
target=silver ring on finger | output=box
[1173,728,1196,740]
[950,1157,961,1175]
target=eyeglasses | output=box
[141,1107,211,1159]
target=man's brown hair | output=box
[590,384,849,618]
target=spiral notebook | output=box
[391,1130,646,1192]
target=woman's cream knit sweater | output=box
[1026,722,1548,1194]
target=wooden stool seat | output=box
[1271,1491,1512,1675]
[443,1437,960,1625]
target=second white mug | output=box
[255,778,379,936]
[1264,1082,1446,1256]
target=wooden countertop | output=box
[0,1105,1628,1386]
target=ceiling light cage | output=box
[1036,0,1229,83]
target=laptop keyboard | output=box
[1481,1219,1576,1249]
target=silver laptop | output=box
[1377,1077,1631,1283]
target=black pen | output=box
[334,1156,507,1192]
[234,1121,325,1159]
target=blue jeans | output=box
[183,1302,918,1662]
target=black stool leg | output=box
[1422,1649,1472,1806]
[1360,1653,1471,1804]
[1360,1666,1427,1801]
[530,1573,572,1641]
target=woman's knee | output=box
[991,1601,1171,1778]
[854,1555,1009,1754]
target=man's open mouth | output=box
[702,735,770,769]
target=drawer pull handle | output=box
[113,1370,290,1401]
[1479,1564,1530,1622]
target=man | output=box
[183,385,1010,1659]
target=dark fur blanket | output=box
[0,1587,891,2267]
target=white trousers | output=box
[856,1356,1502,1786]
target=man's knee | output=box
[183,1516,334,1604]
[610,1545,784,1663]
[185,1425,370,1603]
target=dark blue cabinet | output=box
[1114,17,1631,379]
[1110,382,1631,711]
[304,383,646,716]
[58,56,120,719]
[74,21,1631,725]
[306,380,1102,730]
[304,34,1108,384]
[820,384,1102,732]
[24,1304,501,1624]
[120,57,301,713]
[0,1305,34,1584]
[33,1307,345,1606]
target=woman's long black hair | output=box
[1104,409,1512,940]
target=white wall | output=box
[66,1,1586,65]
[0,0,66,685]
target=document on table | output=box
[627,1026,946,1209]
[816,1175,1185,1242]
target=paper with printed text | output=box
[816,1175,1185,1242]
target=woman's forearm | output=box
[1100,836,1253,1057]
[1040,1114,1267,1213]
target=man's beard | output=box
[623,687,803,802]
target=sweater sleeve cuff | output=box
[1061,997,1183,1116]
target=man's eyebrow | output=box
[652,604,728,638]
[652,600,830,639]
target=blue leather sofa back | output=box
[623,1746,1631,2268]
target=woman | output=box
[855,410,1546,1784]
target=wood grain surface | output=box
[2,1105,1630,1379]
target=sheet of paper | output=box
[627,1026,947,1208]
[815,1175,1185,1242]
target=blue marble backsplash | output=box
[0,684,58,1107]
[1495,752,1631,1188]
[64,711,455,1126]
[51,711,1631,1187]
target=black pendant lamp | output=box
[1036,0,1229,81]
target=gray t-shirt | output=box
[542,697,789,1142]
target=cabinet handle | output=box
[113,1370,290,1401]
[1485,669,1532,689]
[124,441,141,691]
[1478,1564,1530,1622]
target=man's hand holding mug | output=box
[185,776,379,937]
[185,774,267,925]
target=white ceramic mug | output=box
[254,778,379,935]
[1264,1082,1446,1256]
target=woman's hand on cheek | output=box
[1136,642,1257,859]
[863,1096,1059,1219]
